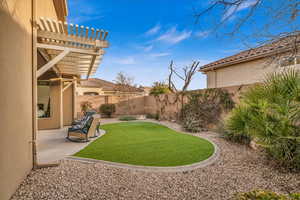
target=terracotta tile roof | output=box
[113,84,144,92]
[200,34,300,72]
[80,78,144,93]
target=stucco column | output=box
[59,79,63,128]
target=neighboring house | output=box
[199,35,300,88]
[77,78,145,96]
[0,1,109,199]
[76,78,147,116]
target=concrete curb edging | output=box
[65,121,220,173]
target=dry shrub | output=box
[181,88,234,132]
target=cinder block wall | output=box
[75,85,251,120]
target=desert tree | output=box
[167,60,201,119]
[167,60,200,93]
[114,71,135,86]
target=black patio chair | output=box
[72,111,96,126]
[67,116,94,142]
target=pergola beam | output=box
[62,82,73,92]
[86,55,97,79]
[58,60,101,65]
[38,49,61,76]
[57,64,98,68]
[36,17,109,76]
[37,43,104,55]
[38,48,50,61]
[86,43,101,78]
[37,49,70,78]
[37,30,109,48]
[57,62,100,66]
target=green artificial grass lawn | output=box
[74,122,215,167]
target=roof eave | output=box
[199,47,294,73]
[53,0,68,22]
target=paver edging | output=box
[66,120,220,173]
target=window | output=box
[37,82,51,118]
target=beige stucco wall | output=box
[36,0,58,20]
[0,1,33,199]
[38,82,62,130]
[63,83,74,126]
[205,58,277,88]
[38,81,76,129]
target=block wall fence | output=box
[76,84,252,120]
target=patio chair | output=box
[67,114,100,142]
[85,114,100,138]
[72,111,96,126]
[67,116,93,142]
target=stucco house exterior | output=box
[75,78,146,115]
[0,1,109,199]
[77,78,145,96]
[199,35,300,88]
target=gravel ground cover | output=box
[11,120,300,200]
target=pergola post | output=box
[72,78,77,119]
[59,79,64,129]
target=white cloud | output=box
[143,45,154,52]
[135,44,153,52]
[156,26,192,44]
[114,57,136,65]
[222,0,259,21]
[145,24,161,36]
[150,52,171,57]
[195,30,210,38]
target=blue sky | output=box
[68,0,299,89]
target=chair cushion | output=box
[82,117,94,134]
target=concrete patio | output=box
[37,127,105,164]
[36,118,121,164]
[36,118,181,164]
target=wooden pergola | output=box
[36,17,109,78]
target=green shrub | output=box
[99,104,116,118]
[149,81,170,96]
[225,69,300,170]
[146,113,159,120]
[234,190,300,200]
[224,105,252,144]
[119,115,137,121]
[181,88,234,132]
[268,137,300,170]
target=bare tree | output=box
[193,0,300,67]
[193,0,300,51]
[194,0,300,39]
[168,60,200,93]
[114,71,135,86]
